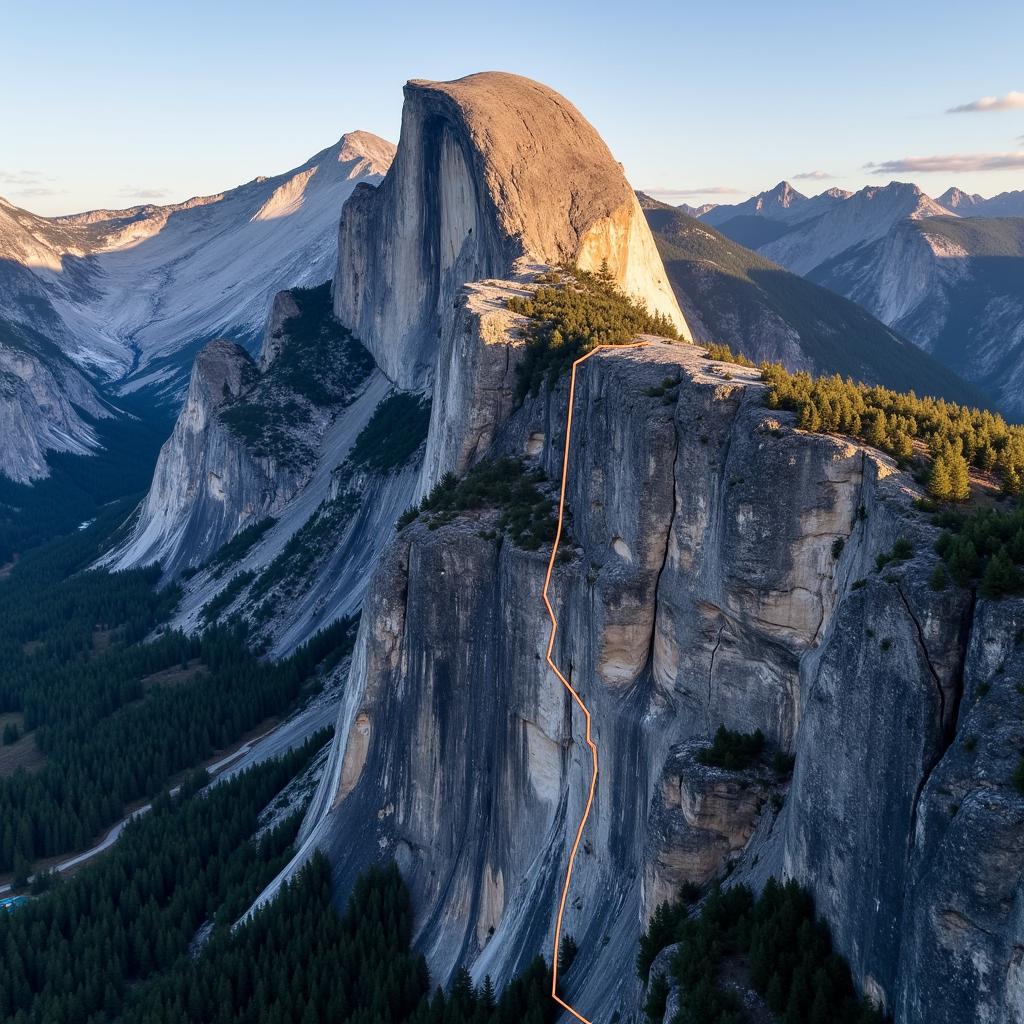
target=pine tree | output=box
[892,431,914,462]
[867,410,889,450]
[558,933,578,974]
[981,548,1021,598]
[929,454,954,501]
[949,448,970,501]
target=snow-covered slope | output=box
[0,132,395,396]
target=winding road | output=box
[0,693,338,896]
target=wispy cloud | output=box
[0,170,67,199]
[643,185,742,198]
[948,90,1024,113]
[15,186,69,198]
[865,152,1024,174]
[793,170,833,181]
[116,185,172,200]
[0,169,54,186]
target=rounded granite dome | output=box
[403,72,635,263]
[335,70,687,389]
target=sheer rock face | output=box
[303,340,1024,1023]
[258,290,301,371]
[894,598,1024,1024]
[104,338,296,575]
[334,72,687,390]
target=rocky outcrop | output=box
[334,72,687,390]
[645,742,771,910]
[105,339,294,575]
[258,290,301,371]
[107,283,383,577]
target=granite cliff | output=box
[299,75,1024,1024]
[306,335,1024,1023]
[110,71,1024,1023]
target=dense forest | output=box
[759,362,1024,499]
[349,391,432,472]
[128,854,559,1024]
[0,510,356,873]
[1,729,562,1024]
[0,738,326,1024]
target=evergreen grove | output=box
[0,738,326,1024]
[508,266,680,398]
[639,879,888,1024]
[760,362,1024,501]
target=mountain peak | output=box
[336,131,397,171]
[936,186,984,210]
[752,181,806,215]
[335,70,688,387]
[767,180,804,204]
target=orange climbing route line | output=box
[543,341,648,1024]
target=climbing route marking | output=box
[543,342,647,1024]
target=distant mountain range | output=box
[637,193,984,405]
[0,132,394,481]
[0,132,393,396]
[679,180,1024,417]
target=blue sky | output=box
[3,0,1023,216]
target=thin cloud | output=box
[14,186,69,198]
[948,90,1024,113]
[0,169,55,187]
[116,185,172,200]
[643,185,743,198]
[793,170,834,181]
[865,152,1024,174]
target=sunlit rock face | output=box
[333,71,687,390]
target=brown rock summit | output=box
[335,71,688,388]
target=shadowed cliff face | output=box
[334,72,687,390]
[102,337,291,576]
